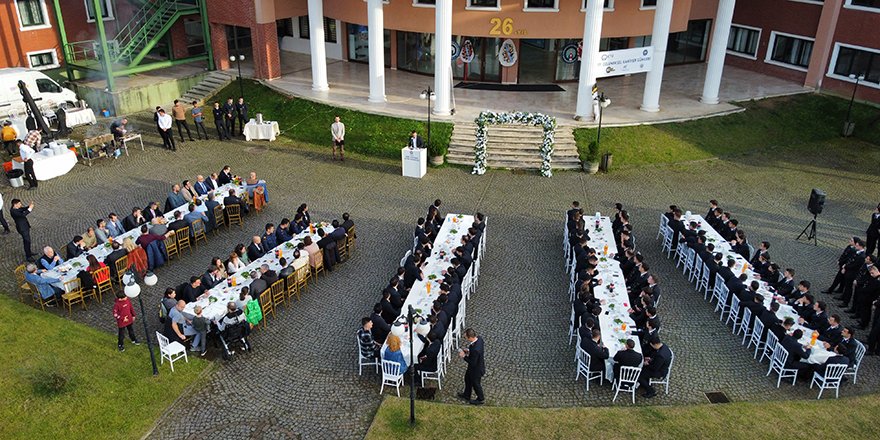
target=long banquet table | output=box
[183,222,335,322]
[41,182,249,288]
[680,211,834,365]
[393,213,474,366]
[577,215,643,379]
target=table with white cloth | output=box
[183,222,334,322]
[244,120,280,141]
[390,213,474,366]
[581,215,643,379]
[681,212,833,364]
[42,182,249,289]
[13,148,77,181]
[64,107,97,128]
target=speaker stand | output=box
[796,214,818,246]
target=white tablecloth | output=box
[183,222,334,322]
[682,213,833,365]
[42,182,249,288]
[582,215,643,379]
[393,213,475,365]
[244,120,279,141]
[64,108,97,128]
[14,148,77,181]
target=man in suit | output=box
[403,254,423,289]
[613,339,643,381]
[667,210,685,245]
[370,303,391,344]
[65,235,85,260]
[193,175,211,196]
[427,314,446,341]
[247,236,267,262]
[165,184,186,212]
[217,165,233,186]
[770,317,795,342]
[824,238,858,294]
[580,328,609,376]
[780,329,813,377]
[385,277,405,309]
[262,223,278,250]
[774,268,796,298]
[380,290,399,324]
[259,264,279,289]
[819,314,843,347]
[457,328,486,405]
[826,326,858,367]
[105,242,129,281]
[799,301,830,335]
[750,240,771,265]
[717,259,737,284]
[248,271,268,298]
[427,199,442,227]
[415,334,443,374]
[123,208,146,232]
[408,130,426,149]
[234,97,248,136]
[167,211,188,232]
[223,188,249,215]
[639,336,672,398]
[223,98,236,136]
[811,344,850,377]
[838,239,867,305]
[207,173,221,191]
[867,203,880,257]
[184,204,209,233]
[340,212,355,235]
[204,192,221,230]
[180,180,197,204]
[201,266,223,290]
[316,228,340,270]
[107,213,125,238]
[143,202,164,222]
[849,265,880,328]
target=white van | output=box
[0,68,78,117]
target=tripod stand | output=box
[796,213,818,246]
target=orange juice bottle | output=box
[231,277,237,287]
[603,244,608,255]
[810,331,818,346]
[426,283,431,294]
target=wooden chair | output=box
[14,264,31,303]
[259,290,275,324]
[165,230,179,260]
[61,278,87,316]
[284,272,299,302]
[226,204,243,229]
[91,266,113,303]
[295,264,311,296]
[27,282,57,311]
[346,227,356,256]
[113,255,130,287]
[212,204,225,235]
[312,249,325,281]
[176,226,192,255]
[269,279,286,310]
[337,237,348,262]
[191,219,208,247]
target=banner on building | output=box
[594,46,653,78]
[498,39,517,67]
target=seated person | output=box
[262,223,278,250]
[183,204,209,236]
[580,328,609,375]
[382,334,408,373]
[105,241,129,280]
[303,236,321,268]
[415,333,442,374]
[780,329,813,376]
[247,236,267,262]
[81,228,98,250]
[39,246,64,271]
[638,336,672,398]
[613,339,643,380]
[358,317,382,361]
[223,188,249,215]
[180,276,206,303]
[24,263,64,303]
[168,211,189,232]
[245,171,269,203]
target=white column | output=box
[433,0,452,116]
[307,0,329,91]
[367,0,386,102]
[701,0,735,104]
[640,0,674,112]
[575,0,604,120]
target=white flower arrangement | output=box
[472,111,556,177]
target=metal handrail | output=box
[111,0,199,63]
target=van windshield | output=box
[36,78,62,94]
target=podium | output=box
[401,147,427,178]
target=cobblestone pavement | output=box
[1,124,879,439]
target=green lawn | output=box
[0,295,209,440]
[209,80,453,159]
[574,94,880,168]
[368,394,880,439]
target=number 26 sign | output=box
[489,18,526,36]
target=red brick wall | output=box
[251,22,280,80]
[0,0,61,69]
[210,21,230,70]
[821,6,880,103]
[169,19,190,60]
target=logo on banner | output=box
[561,44,579,64]
[594,46,654,78]
[498,39,517,67]
[451,41,461,61]
[459,40,475,64]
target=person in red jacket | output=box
[113,291,140,352]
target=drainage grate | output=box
[704,391,730,404]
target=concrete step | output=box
[448,143,578,153]
[447,157,582,170]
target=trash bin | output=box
[7,169,24,188]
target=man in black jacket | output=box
[867,203,880,257]
[370,303,391,344]
[580,328,609,376]
[457,328,486,405]
[639,336,672,398]
[123,207,146,232]
[415,334,442,374]
[824,238,858,294]
[780,329,813,378]
[839,239,868,304]
[65,235,86,260]
[317,228,340,270]
[613,339,643,381]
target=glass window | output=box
[415,0,436,5]
[470,0,499,7]
[727,25,760,57]
[832,46,880,85]
[36,78,62,93]
[453,37,502,82]
[85,0,113,20]
[397,31,435,75]
[298,17,337,43]
[225,25,252,53]
[848,0,879,10]
[346,24,391,67]
[665,19,710,65]
[29,51,55,68]
[583,1,615,9]
[526,0,557,8]
[16,0,46,27]
[769,33,813,69]
[642,0,657,7]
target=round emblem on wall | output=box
[498,39,517,67]
[561,44,579,64]
[451,41,461,61]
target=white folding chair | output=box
[710,273,725,304]
[844,340,866,384]
[674,241,688,268]
[357,333,380,375]
[568,305,577,345]
[762,331,779,364]
[399,250,412,268]
[379,359,404,396]
[156,331,188,372]
[738,307,752,342]
[649,347,674,395]
[442,328,454,363]
[563,214,571,256]
[682,248,695,276]
[714,283,730,320]
[768,347,797,387]
[612,366,641,404]
[420,352,444,390]
[726,295,741,330]
[481,216,488,253]
[661,227,674,257]
[656,213,668,240]
[747,318,765,358]
[575,347,604,394]
[810,363,847,399]
[698,262,711,299]
[462,271,474,300]
[472,256,481,290]
[688,253,702,284]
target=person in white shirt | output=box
[0,192,10,234]
[156,109,176,151]
[330,116,345,161]
[18,140,37,189]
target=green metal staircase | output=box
[111,0,200,67]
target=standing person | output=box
[212,102,230,140]
[190,305,209,356]
[0,192,10,235]
[18,140,37,189]
[172,100,194,142]
[1,120,17,156]
[457,328,486,405]
[109,117,127,144]
[191,101,209,140]
[234,96,248,136]
[867,203,880,257]
[10,199,34,261]
[331,115,345,161]
[156,109,176,151]
[112,291,140,352]
[24,126,41,150]
[223,98,236,137]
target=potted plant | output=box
[579,140,600,174]
[428,141,446,166]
